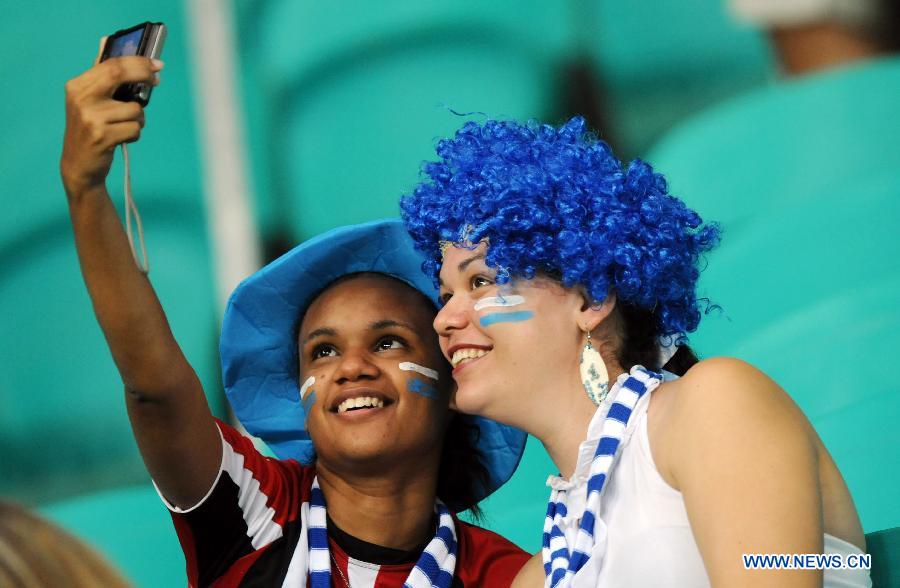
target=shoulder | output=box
[679,356,775,389]
[213,417,315,495]
[663,357,804,424]
[652,358,816,486]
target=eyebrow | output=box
[302,327,337,344]
[369,319,417,333]
[459,252,486,272]
[301,320,417,345]
[439,253,486,286]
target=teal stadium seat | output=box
[648,56,900,236]
[584,0,774,155]
[687,178,900,534]
[866,527,900,588]
[41,485,185,588]
[465,435,556,551]
[0,2,206,257]
[0,203,223,504]
[234,1,572,243]
[234,0,775,240]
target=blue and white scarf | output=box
[541,366,662,587]
[307,477,458,588]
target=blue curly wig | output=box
[400,116,720,338]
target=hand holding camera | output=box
[61,23,166,198]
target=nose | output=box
[433,294,470,337]
[333,349,380,384]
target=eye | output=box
[311,344,337,360]
[470,275,492,290]
[438,291,452,306]
[376,336,407,351]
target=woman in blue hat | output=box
[401,117,870,587]
[61,55,527,587]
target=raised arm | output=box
[60,50,220,508]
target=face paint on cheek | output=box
[399,362,439,380]
[300,376,315,399]
[301,391,317,417]
[473,294,525,311]
[479,310,535,327]
[299,376,316,420]
[407,378,440,399]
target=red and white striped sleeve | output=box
[155,418,314,587]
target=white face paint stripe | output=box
[399,362,440,380]
[474,295,525,311]
[299,376,315,399]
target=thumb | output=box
[94,36,108,66]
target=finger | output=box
[100,55,163,80]
[94,36,108,66]
[102,121,143,149]
[95,101,145,125]
[82,57,162,99]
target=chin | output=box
[330,443,395,469]
[452,381,498,417]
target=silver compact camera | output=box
[100,21,167,106]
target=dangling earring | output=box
[580,330,609,406]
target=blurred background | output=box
[2,0,898,585]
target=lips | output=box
[336,396,385,413]
[446,344,492,374]
[329,388,393,415]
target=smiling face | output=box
[298,274,451,473]
[434,243,594,431]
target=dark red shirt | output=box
[164,419,529,587]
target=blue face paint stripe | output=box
[479,310,535,327]
[407,378,439,399]
[301,391,316,416]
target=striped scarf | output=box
[541,367,661,587]
[307,477,458,588]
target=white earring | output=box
[580,330,609,406]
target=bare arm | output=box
[61,48,220,508]
[511,553,545,587]
[660,358,822,587]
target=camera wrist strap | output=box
[121,143,150,274]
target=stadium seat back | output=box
[235,1,568,242]
[648,56,900,232]
[0,203,222,504]
[585,0,774,154]
[41,485,185,588]
[0,4,204,250]
[866,527,900,588]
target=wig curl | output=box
[400,116,720,338]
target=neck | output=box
[315,459,440,551]
[531,360,627,479]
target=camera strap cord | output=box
[121,143,150,274]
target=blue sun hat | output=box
[220,219,527,504]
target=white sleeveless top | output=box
[546,373,872,587]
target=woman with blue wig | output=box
[401,117,870,587]
[60,51,529,587]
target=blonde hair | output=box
[0,500,130,588]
